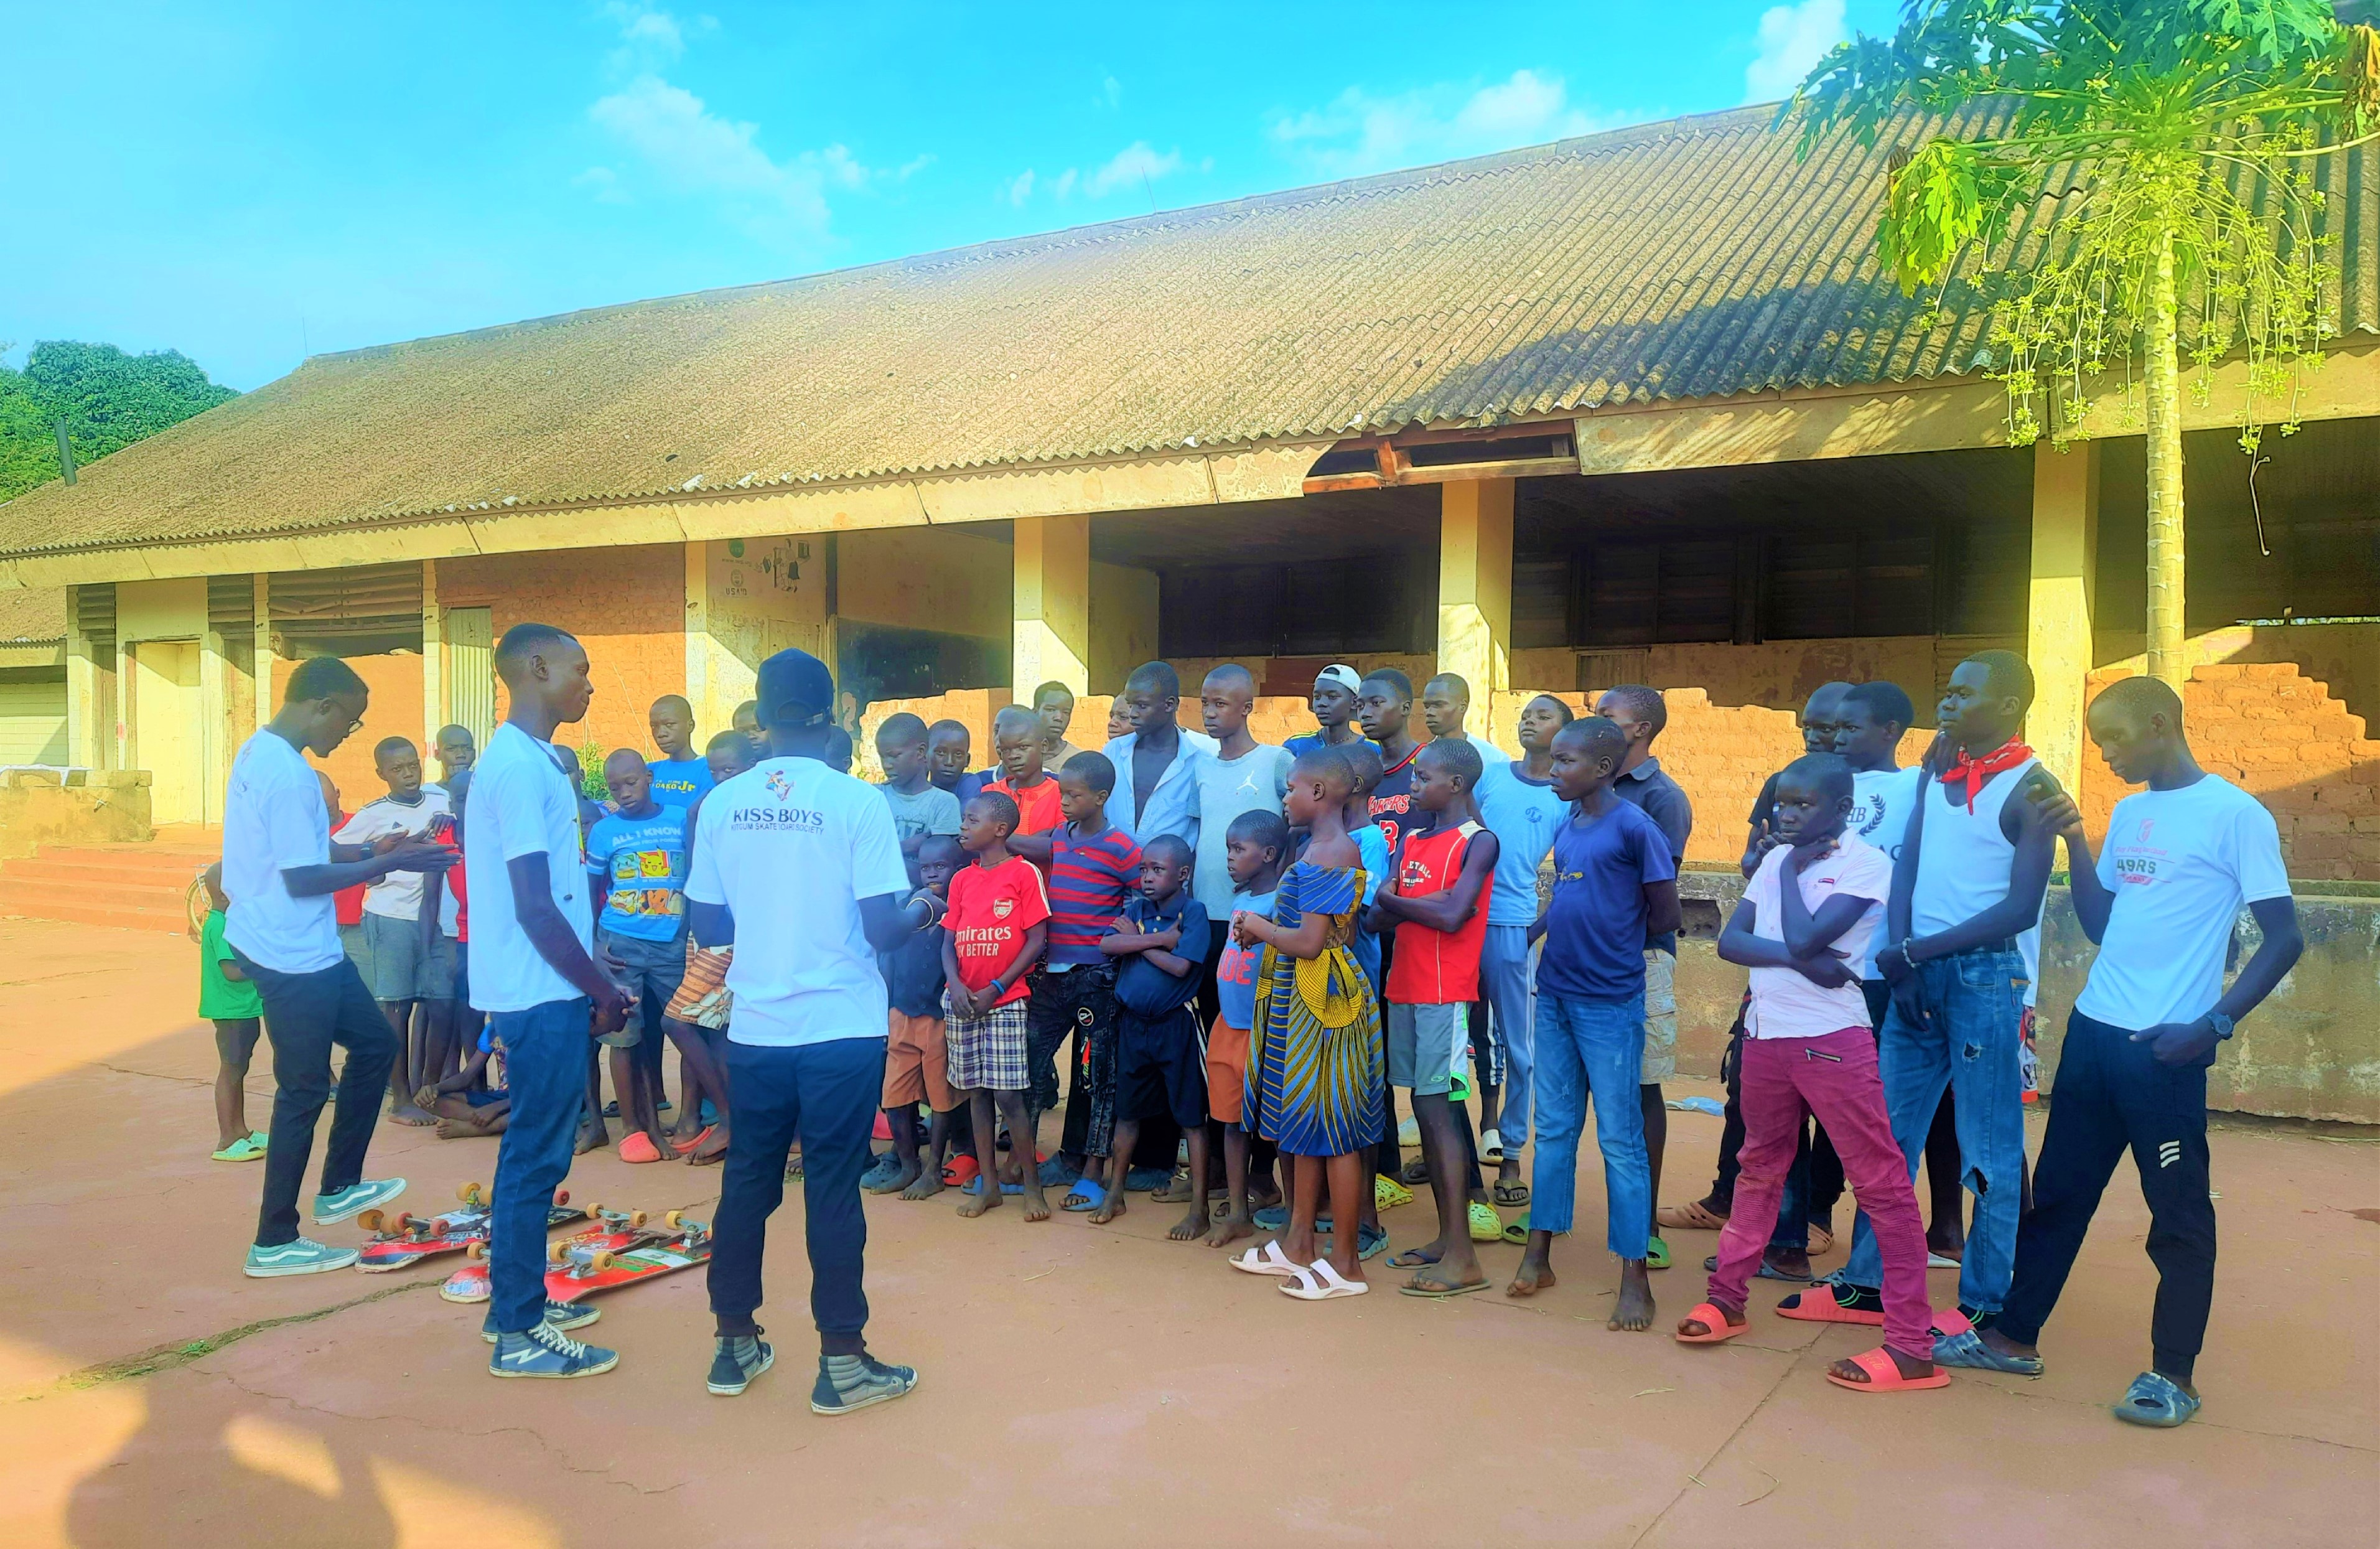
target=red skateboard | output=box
[436,1206,700,1303]
[356,1184,586,1273]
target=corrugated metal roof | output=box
[4,101,2374,558]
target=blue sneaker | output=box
[707,1330,775,1396]
[488,1322,618,1379]
[244,1237,360,1278]
[313,1177,406,1225]
[811,1352,917,1415]
[481,1299,601,1344]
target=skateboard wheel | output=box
[590,1252,617,1272]
[465,1242,486,1260]
[429,1217,457,1236]
[456,1181,485,1205]
[665,1210,684,1230]
[357,1209,385,1233]
[625,1212,648,1228]
[579,1202,602,1220]
[549,1241,572,1263]
[553,1188,569,1207]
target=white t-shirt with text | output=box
[684,756,912,1048]
[1847,765,1921,978]
[464,723,592,1013]
[222,730,342,975]
[333,789,451,920]
[1741,833,1894,1040]
[2074,775,2290,1032]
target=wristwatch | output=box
[2206,1011,2236,1041]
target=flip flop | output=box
[1150,1169,1195,1204]
[672,1125,719,1156]
[1279,1259,1370,1301]
[618,1131,665,1164]
[1656,1200,1729,1232]
[1398,1158,1431,1186]
[1491,1180,1530,1207]
[1231,1240,1306,1278]
[1386,1247,1443,1270]
[1778,1284,1887,1326]
[2112,1370,2200,1428]
[1467,1201,1503,1243]
[942,1155,981,1187]
[961,1177,1025,1196]
[1399,1271,1491,1299]
[1675,1301,1748,1345]
[1824,1346,1951,1394]
[211,1136,268,1163]
[1062,1179,1106,1212]
[1645,1234,1671,1270]
[1932,1327,2045,1375]
[1501,1210,1531,1247]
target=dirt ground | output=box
[0,918,2371,1548]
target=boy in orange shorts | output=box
[1208,808,1288,1249]
[867,835,963,1198]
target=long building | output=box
[4,103,2376,878]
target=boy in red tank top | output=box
[1367,739,1500,1297]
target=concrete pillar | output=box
[251,574,273,736]
[1013,514,1090,703]
[1437,477,1515,695]
[65,595,100,770]
[199,624,227,824]
[2028,441,2100,797]
[421,559,444,749]
[684,541,750,737]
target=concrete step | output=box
[1,854,208,891]
[0,841,212,934]
[0,896,191,933]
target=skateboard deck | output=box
[357,1185,586,1272]
[435,1206,691,1303]
[544,1212,712,1303]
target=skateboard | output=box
[544,1210,712,1304]
[435,1205,691,1303]
[356,1184,587,1272]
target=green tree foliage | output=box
[1785,1,2378,684]
[0,342,238,501]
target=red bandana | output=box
[1939,738,2035,814]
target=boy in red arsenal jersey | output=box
[1366,739,1500,1296]
[941,792,1052,1223]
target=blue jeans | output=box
[1838,950,2028,1313]
[1530,991,1651,1258]
[1480,926,1535,1146]
[707,1035,886,1347]
[487,996,591,1335]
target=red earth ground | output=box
[0,917,2369,1548]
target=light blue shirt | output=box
[1100,728,1218,848]
[1475,759,1567,925]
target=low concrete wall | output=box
[0,769,152,858]
[1674,871,2380,1125]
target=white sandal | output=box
[1230,1240,1306,1278]
[1279,1258,1370,1301]
[1480,1128,1505,1163]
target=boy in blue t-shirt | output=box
[1513,717,1681,1335]
[645,694,714,809]
[1091,835,1212,1238]
[866,833,966,1199]
[1208,808,1287,1250]
[585,749,691,1163]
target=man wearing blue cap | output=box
[685,647,946,1411]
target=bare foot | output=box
[411,1085,442,1112]
[1088,1190,1127,1226]
[1609,1261,1656,1331]
[1168,1205,1206,1241]
[1020,1187,1051,1224]
[900,1168,946,1201]
[388,1101,436,1127]
[434,1117,484,1140]
[958,1184,1002,1219]
[1206,1212,1253,1250]
[1507,1250,1556,1299]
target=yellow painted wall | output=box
[114,577,208,643]
[838,528,1012,639]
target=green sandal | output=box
[212,1135,268,1163]
[1501,1210,1531,1247]
[1645,1234,1671,1270]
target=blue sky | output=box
[4,0,1894,391]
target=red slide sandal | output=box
[1777,1286,1887,1327]
[1824,1347,1951,1394]
[1675,1302,1747,1345]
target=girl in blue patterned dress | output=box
[1229,748,1384,1300]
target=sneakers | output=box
[810,1352,918,1415]
[244,1237,360,1278]
[707,1330,775,1396]
[313,1177,406,1225]
[488,1321,618,1379]
[480,1299,602,1344]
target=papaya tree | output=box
[1788,1,2380,684]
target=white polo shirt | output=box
[464,723,591,1013]
[684,756,911,1048]
[222,729,341,974]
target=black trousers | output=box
[1027,963,1118,1156]
[708,1036,884,1347]
[235,952,397,1247]
[1996,1011,2216,1382]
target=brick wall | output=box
[2083,662,2380,882]
[271,651,423,813]
[439,545,688,767]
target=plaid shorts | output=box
[663,940,733,1030]
[945,996,1030,1093]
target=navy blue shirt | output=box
[1109,895,1212,1018]
[1611,756,1692,955]
[879,922,948,1019]
[1536,798,1678,1002]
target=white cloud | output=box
[1086,141,1182,199]
[1006,169,1036,207]
[1098,73,1122,109]
[603,1,686,57]
[589,74,879,238]
[1050,167,1076,201]
[572,165,631,205]
[1744,0,1847,103]
[1270,69,1617,178]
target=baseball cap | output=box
[1315,663,1362,695]
[755,648,835,729]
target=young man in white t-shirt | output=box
[471,624,633,1381]
[1686,752,1943,1392]
[1939,675,2302,1430]
[685,649,945,1413]
[223,657,457,1278]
